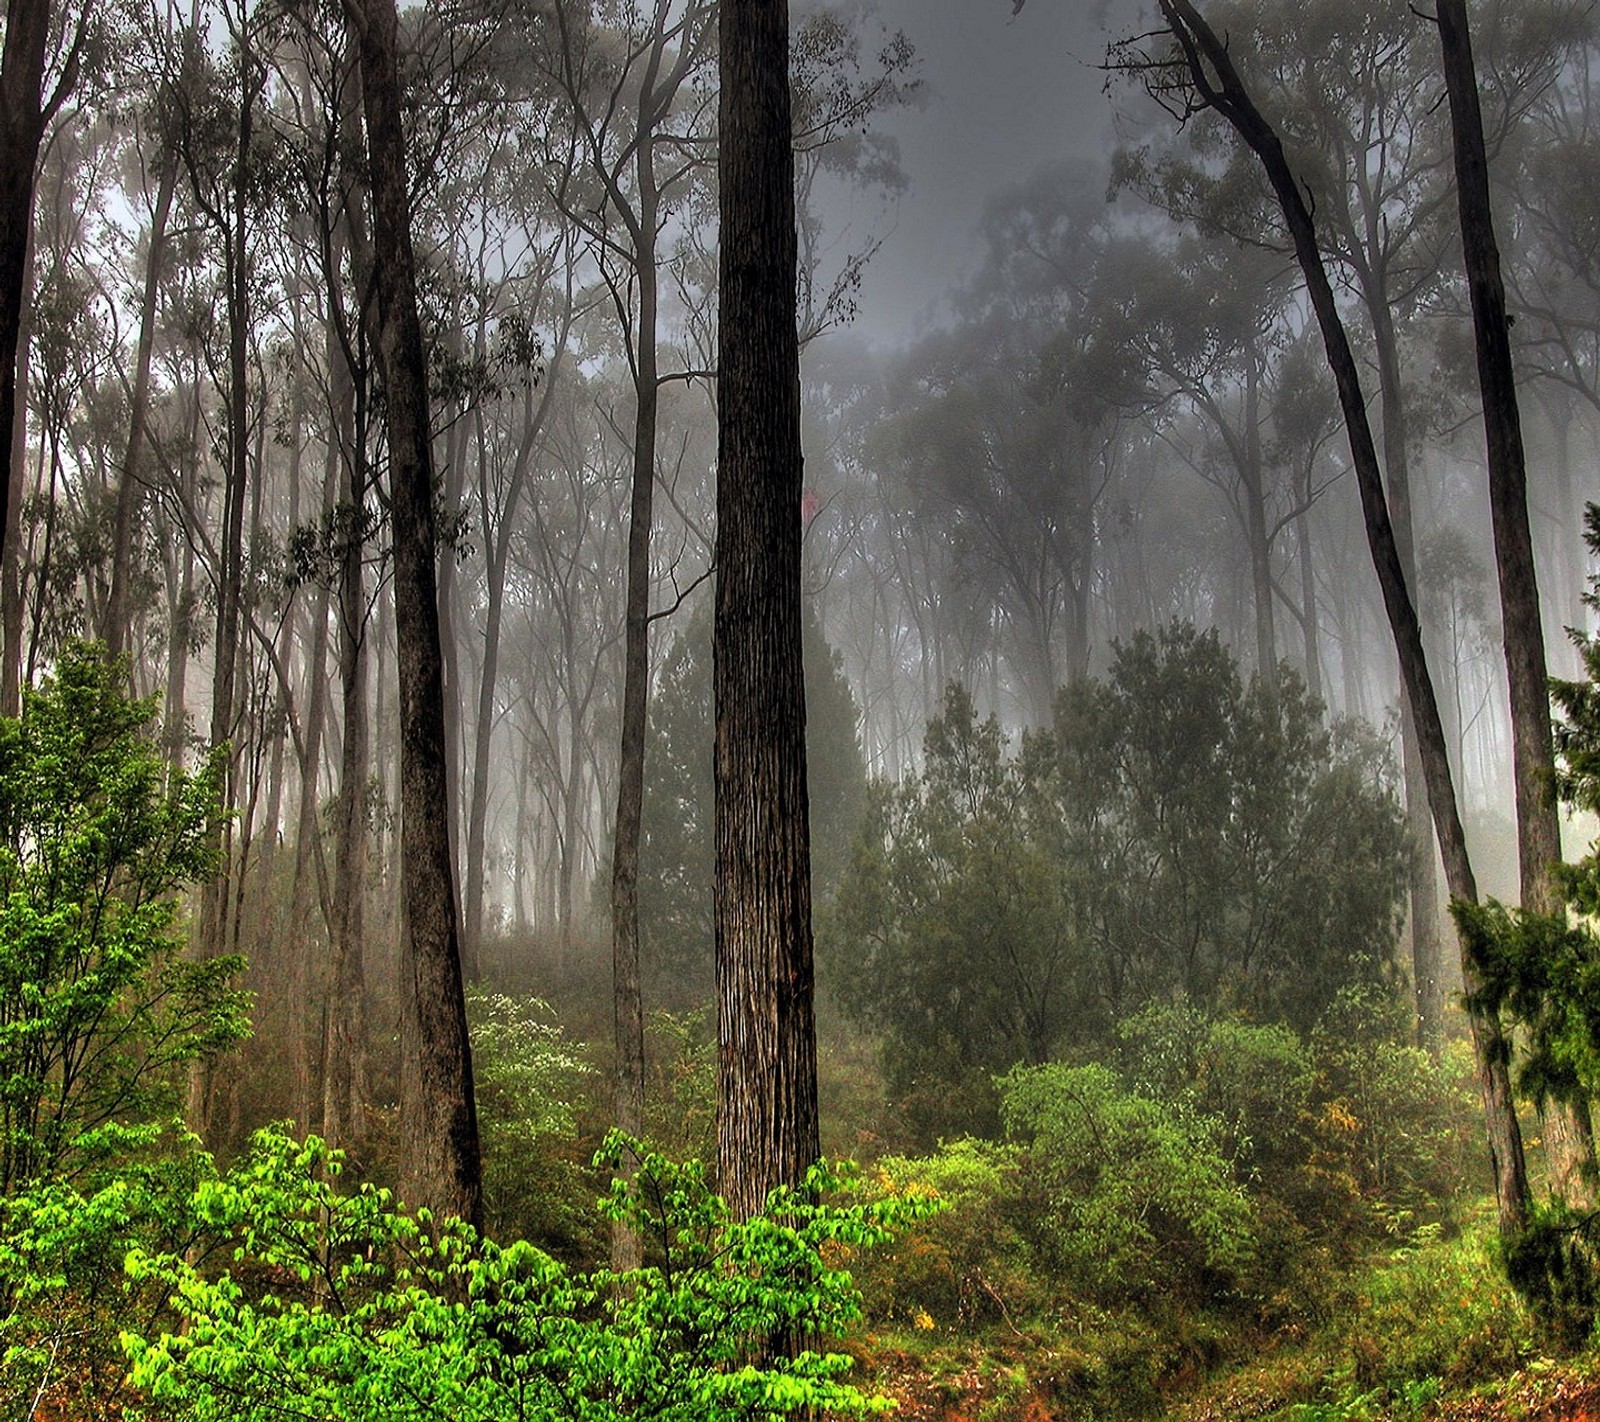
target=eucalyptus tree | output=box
[0,0,89,617]
[536,0,716,1187]
[715,0,819,1227]
[345,0,481,1228]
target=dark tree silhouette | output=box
[714,0,820,1223]
[1137,0,1530,1240]
[344,0,482,1228]
[1436,0,1596,1209]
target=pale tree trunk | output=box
[191,34,257,1141]
[1156,0,1530,1239]
[1367,289,1447,1055]
[345,0,481,1228]
[715,0,821,1227]
[1437,0,1596,1209]
[106,157,177,657]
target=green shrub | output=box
[855,1138,1032,1329]
[124,1128,936,1421]
[0,644,245,1415]
[0,642,246,1194]
[999,1062,1257,1306]
[469,991,598,1255]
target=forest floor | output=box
[861,1345,1600,1422]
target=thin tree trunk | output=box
[325,300,370,1160]
[345,0,481,1228]
[1437,0,1596,1209]
[715,0,821,1227]
[106,158,177,657]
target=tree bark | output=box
[1,216,31,718]
[1436,0,1596,1208]
[344,0,482,1228]
[0,0,65,604]
[1156,0,1530,1239]
[715,0,821,1226]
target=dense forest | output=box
[9,0,1600,1417]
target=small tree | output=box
[0,642,245,1195]
[0,641,245,1417]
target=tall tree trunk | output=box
[1,218,31,717]
[1437,0,1597,1209]
[1156,0,1530,1239]
[0,0,68,599]
[1366,282,1447,1055]
[715,0,821,1227]
[606,99,661,1279]
[345,0,481,1228]
[1242,349,1276,683]
[325,305,370,1160]
[106,158,177,657]
[191,48,255,1141]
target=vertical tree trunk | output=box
[606,93,662,1279]
[1,220,31,717]
[0,0,62,600]
[325,305,370,1160]
[1156,0,1530,1240]
[715,0,821,1226]
[1367,299,1447,1054]
[191,39,256,1141]
[345,0,481,1228]
[106,159,177,657]
[1437,0,1596,1209]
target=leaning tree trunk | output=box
[345,0,482,1229]
[1437,0,1597,1210]
[715,0,821,1227]
[1156,0,1530,1240]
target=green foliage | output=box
[0,642,246,1195]
[999,1061,1257,1305]
[1044,623,1406,1029]
[828,623,1408,1140]
[0,1127,218,1418]
[123,1127,936,1422]
[1449,506,1600,1339]
[640,602,867,1005]
[468,991,597,1255]
[0,644,243,1413]
[855,1139,1031,1329]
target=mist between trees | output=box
[9,0,1600,1416]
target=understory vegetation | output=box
[6,630,1600,1422]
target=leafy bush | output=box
[0,644,245,1415]
[0,1129,218,1418]
[1306,990,1480,1233]
[854,1138,1031,1329]
[999,1062,1257,1305]
[0,642,246,1193]
[124,1128,936,1422]
[826,625,1408,1144]
[469,991,597,1254]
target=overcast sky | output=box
[828,0,1145,346]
